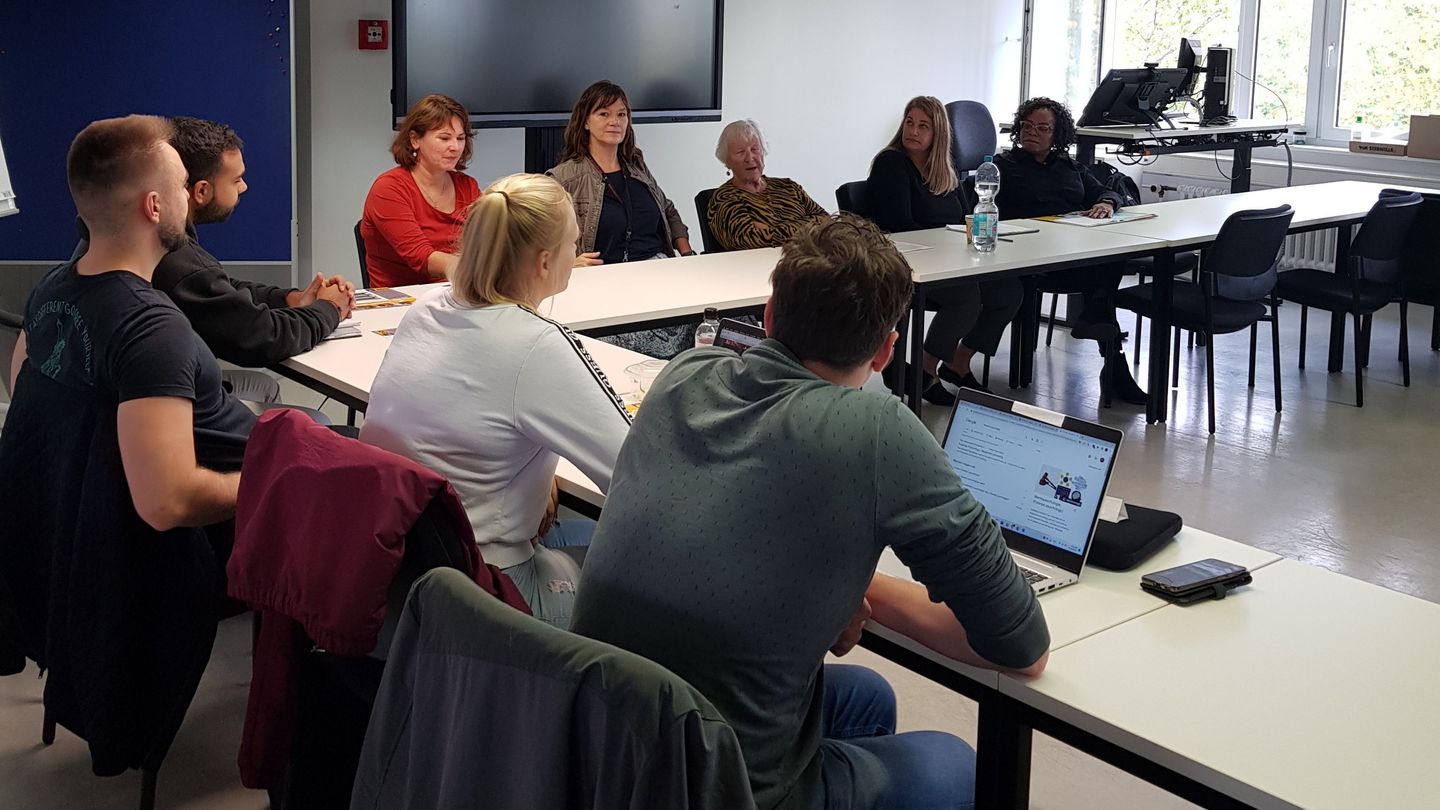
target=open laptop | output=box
[940,389,1123,595]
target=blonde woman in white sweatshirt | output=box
[362,173,631,629]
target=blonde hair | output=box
[450,173,572,308]
[884,96,958,196]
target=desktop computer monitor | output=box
[1077,67,1192,127]
[1178,38,1204,98]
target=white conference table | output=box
[1095,180,1439,423]
[995,557,1440,809]
[281,224,1173,415]
[863,527,1281,693]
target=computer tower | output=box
[1202,47,1234,121]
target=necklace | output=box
[413,170,454,212]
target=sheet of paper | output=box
[1039,211,1157,228]
[887,238,931,254]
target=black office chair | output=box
[946,100,998,177]
[354,221,370,288]
[693,188,726,254]
[1275,192,1423,407]
[1388,189,1440,352]
[835,181,871,219]
[1115,205,1294,434]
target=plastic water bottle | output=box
[695,307,720,347]
[1351,116,1365,142]
[972,156,1001,254]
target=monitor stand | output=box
[524,126,566,174]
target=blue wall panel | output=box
[0,1,293,262]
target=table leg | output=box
[1230,145,1253,193]
[1008,309,1026,389]
[974,691,1033,810]
[1327,227,1352,373]
[1146,250,1177,423]
[909,288,928,416]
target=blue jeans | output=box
[817,664,976,810]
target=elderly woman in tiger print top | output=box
[706,120,828,251]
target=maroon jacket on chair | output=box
[228,409,529,789]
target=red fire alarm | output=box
[359,19,388,50]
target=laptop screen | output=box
[941,396,1120,560]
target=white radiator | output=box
[1172,183,1228,200]
[1279,230,1338,273]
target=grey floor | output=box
[2,299,1437,809]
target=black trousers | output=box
[923,278,1025,360]
[1034,262,1127,356]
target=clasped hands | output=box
[289,271,357,318]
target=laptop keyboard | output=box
[1019,566,1048,585]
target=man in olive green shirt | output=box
[572,214,1049,810]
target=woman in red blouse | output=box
[360,94,482,288]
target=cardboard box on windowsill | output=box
[1408,115,1440,160]
[1348,138,1408,157]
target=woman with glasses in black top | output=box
[995,97,1146,405]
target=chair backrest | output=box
[693,188,725,253]
[946,100,998,176]
[1351,192,1422,285]
[1203,205,1295,302]
[352,568,756,809]
[354,221,370,288]
[1380,189,1437,291]
[835,180,870,218]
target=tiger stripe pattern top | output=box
[706,177,828,251]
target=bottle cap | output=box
[704,307,719,318]
[983,155,993,162]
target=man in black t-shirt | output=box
[9,115,250,528]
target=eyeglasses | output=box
[1017,122,1055,134]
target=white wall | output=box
[299,0,1025,281]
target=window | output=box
[1027,0,1105,114]
[1023,0,1440,147]
[1336,0,1440,136]
[1252,0,1314,124]
[1108,0,1241,73]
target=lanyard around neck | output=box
[591,157,634,262]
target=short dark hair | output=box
[67,114,175,230]
[169,116,243,187]
[1009,97,1077,153]
[391,94,473,170]
[769,214,913,369]
[560,80,638,166]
